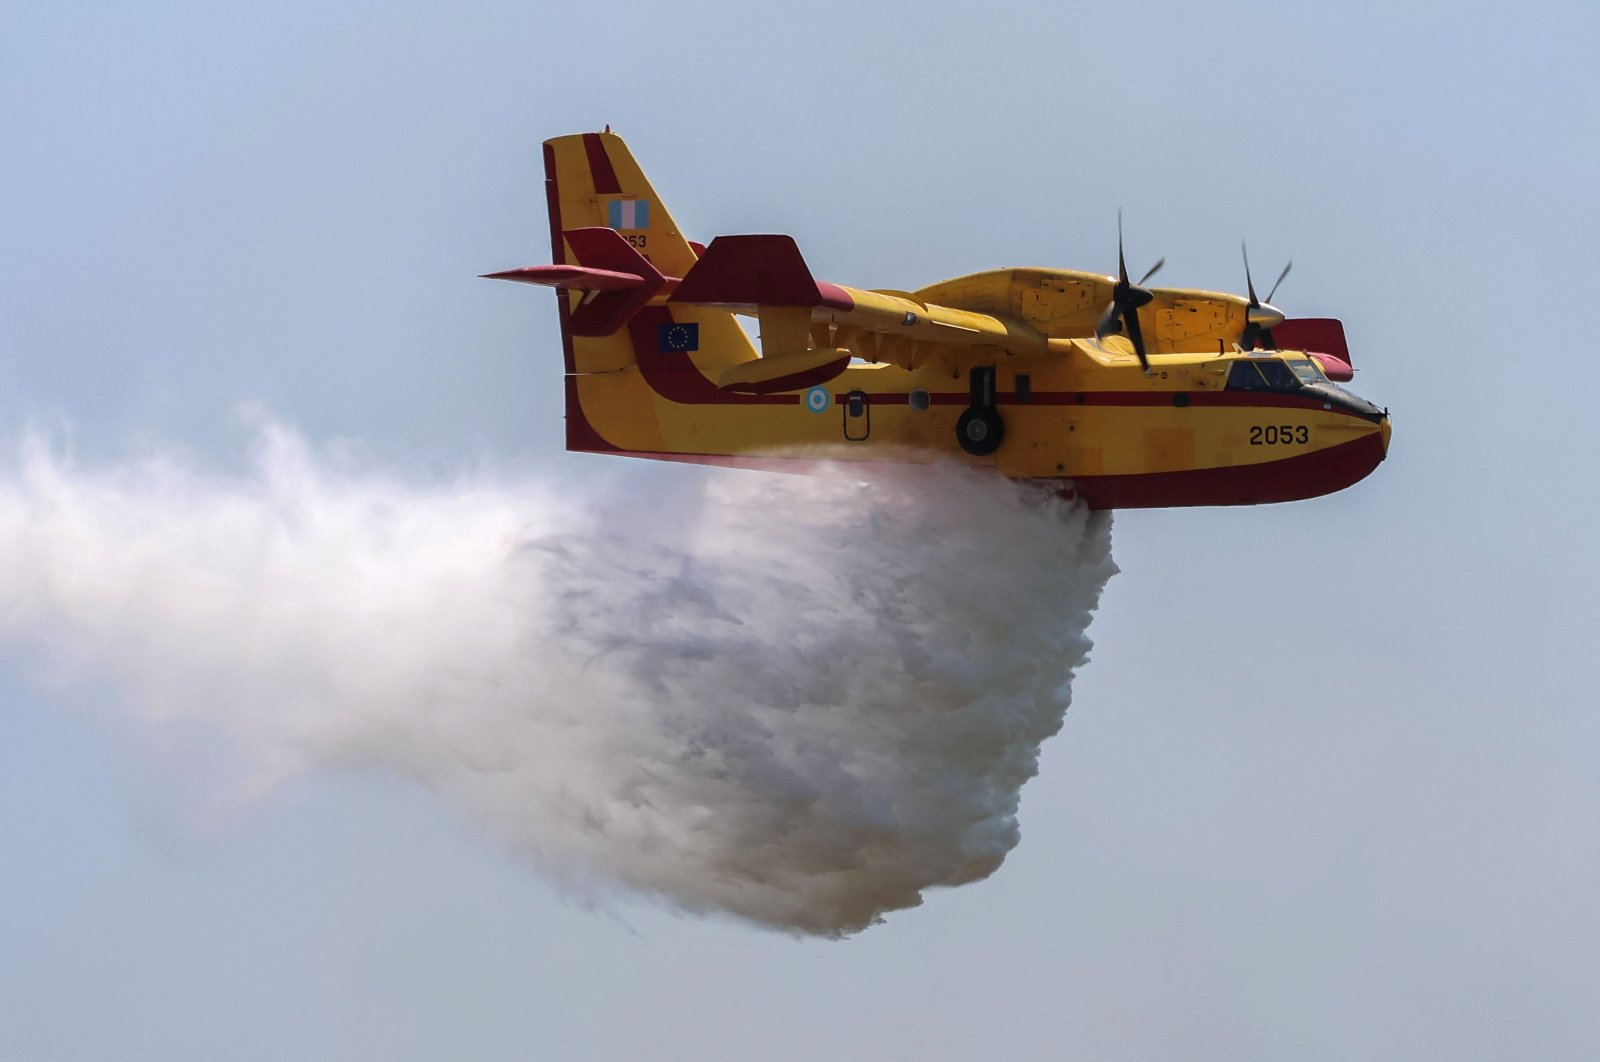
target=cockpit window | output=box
[1286,358,1325,385]
[1227,358,1300,392]
[1257,359,1298,389]
[1227,361,1267,390]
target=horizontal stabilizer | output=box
[480,264,646,291]
[673,235,853,310]
[482,227,672,337]
[717,348,852,395]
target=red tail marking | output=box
[564,376,621,453]
[562,227,668,337]
[543,142,576,374]
[624,305,791,406]
[582,133,621,194]
[564,227,661,276]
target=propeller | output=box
[1094,212,1164,372]
[1239,241,1291,350]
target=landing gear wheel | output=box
[956,407,1004,456]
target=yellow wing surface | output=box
[670,234,1258,390]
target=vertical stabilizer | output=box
[540,131,759,453]
[543,132,755,375]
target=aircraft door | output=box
[842,388,870,441]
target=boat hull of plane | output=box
[564,369,1390,510]
[1063,428,1387,508]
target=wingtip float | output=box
[485,129,1389,509]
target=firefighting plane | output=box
[484,130,1390,508]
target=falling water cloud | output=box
[0,422,1117,936]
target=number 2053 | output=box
[1250,425,1309,445]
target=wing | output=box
[670,235,1051,389]
[670,235,1265,394]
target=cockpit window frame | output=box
[1285,358,1325,386]
[1227,357,1301,393]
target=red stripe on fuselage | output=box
[1050,390,1353,411]
[823,388,1375,419]
[601,356,1371,418]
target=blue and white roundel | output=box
[804,386,830,414]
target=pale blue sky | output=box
[3,1,1599,1059]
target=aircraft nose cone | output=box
[1247,302,1286,328]
[1380,413,1392,457]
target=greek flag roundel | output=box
[804,386,830,415]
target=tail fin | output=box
[543,131,755,376]
[546,131,700,281]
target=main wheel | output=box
[956,406,1004,456]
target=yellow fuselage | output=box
[513,130,1389,509]
[570,325,1390,508]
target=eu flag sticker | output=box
[608,199,650,230]
[658,322,698,352]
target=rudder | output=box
[546,131,721,375]
[547,132,701,276]
[542,131,758,457]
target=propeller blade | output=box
[1125,301,1150,372]
[1265,260,1293,304]
[1094,301,1122,341]
[1240,243,1292,350]
[1102,212,1160,365]
[1116,210,1129,284]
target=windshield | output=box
[1226,358,1301,392]
[1286,358,1325,385]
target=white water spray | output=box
[0,424,1116,935]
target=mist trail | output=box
[0,424,1117,936]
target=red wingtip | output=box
[1308,353,1355,382]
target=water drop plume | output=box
[0,423,1117,935]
